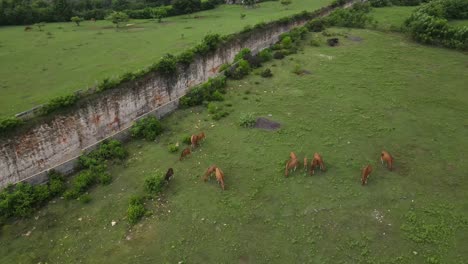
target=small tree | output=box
[106,11,129,28]
[281,0,292,9]
[152,8,168,23]
[71,16,84,26]
[35,22,46,31]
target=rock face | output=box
[0,0,358,187]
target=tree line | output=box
[0,0,223,26]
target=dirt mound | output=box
[254,117,281,131]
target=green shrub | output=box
[306,18,326,32]
[33,184,51,204]
[131,116,163,141]
[97,171,112,185]
[211,90,224,101]
[144,173,165,195]
[41,94,79,115]
[177,50,195,65]
[48,171,66,196]
[179,76,227,108]
[239,112,256,128]
[127,201,146,224]
[182,135,192,145]
[79,194,92,204]
[219,63,231,72]
[97,77,119,91]
[212,110,230,120]
[168,144,179,153]
[0,117,23,135]
[260,68,273,78]
[226,59,251,80]
[326,3,375,28]
[404,0,468,50]
[281,36,293,49]
[234,48,252,62]
[273,51,285,59]
[153,53,177,75]
[258,48,273,62]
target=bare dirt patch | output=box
[347,35,363,42]
[254,117,281,131]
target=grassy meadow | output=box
[370,6,417,30]
[1,27,467,263]
[0,0,332,118]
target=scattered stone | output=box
[413,251,418,255]
[78,218,82,221]
[111,221,117,226]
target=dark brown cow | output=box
[179,147,191,161]
[361,165,372,186]
[165,168,174,182]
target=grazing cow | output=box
[381,151,393,171]
[203,165,217,181]
[285,157,298,177]
[310,153,326,175]
[179,147,191,161]
[191,132,206,149]
[215,167,225,190]
[164,168,174,182]
[290,152,298,160]
[361,165,373,186]
[190,134,198,148]
[197,132,205,142]
[304,157,308,171]
[24,26,32,31]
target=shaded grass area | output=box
[449,19,468,27]
[0,0,332,118]
[371,6,417,30]
[0,28,467,263]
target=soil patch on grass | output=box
[254,117,281,131]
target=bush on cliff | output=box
[130,116,164,141]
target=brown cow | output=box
[215,167,225,190]
[310,153,326,175]
[381,151,393,171]
[164,168,174,182]
[203,164,217,181]
[191,132,206,149]
[361,165,372,186]
[290,152,298,160]
[285,157,298,177]
[179,147,191,161]
[304,157,308,171]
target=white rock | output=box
[111,221,117,226]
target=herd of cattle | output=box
[163,132,394,190]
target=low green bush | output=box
[273,51,285,59]
[130,116,163,141]
[79,194,92,204]
[306,18,326,32]
[179,76,227,108]
[127,198,146,224]
[260,68,273,78]
[41,94,79,115]
[258,48,273,62]
[168,144,179,153]
[326,3,375,28]
[0,117,24,135]
[97,77,119,91]
[182,135,192,145]
[144,173,166,195]
[152,53,177,75]
[239,112,256,128]
[404,0,468,50]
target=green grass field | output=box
[370,6,417,30]
[449,19,468,27]
[0,0,332,118]
[1,28,467,263]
